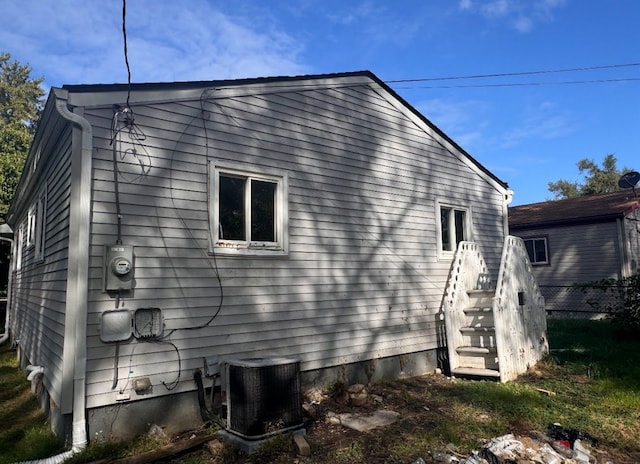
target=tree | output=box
[0,52,45,217]
[548,154,630,199]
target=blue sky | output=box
[1,0,638,205]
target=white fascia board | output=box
[63,75,374,109]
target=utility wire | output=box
[392,76,640,90]
[122,0,132,108]
[386,62,640,83]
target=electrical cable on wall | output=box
[152,94,225,338]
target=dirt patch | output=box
[163,373,637,464]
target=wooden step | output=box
[460,326,495,333]
[467,289,496,296]
[452,367,501,378]
[464,307,493,314]
[456,346,497,355]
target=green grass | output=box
[3,319,640,463]
[0,342,62,464]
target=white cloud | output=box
[416,98,491,152]
[500,102,575,148]
[458,0,567,33]
[0,0,308,88]
[458,0,473,11]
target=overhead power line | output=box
[385,62,640,84]
[390,76,640,90]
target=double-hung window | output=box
[437,202,471,257]
[210,163,288,255]
[523,237,549,265]
[25,190,47,262]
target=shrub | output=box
[576,274,640,327]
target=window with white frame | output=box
[26,205,36,247]
[24,190,47,261]
[34,190,46,261]
[437,202,471,256]
[210,163,287,254]
[523,237,549,265]
[15,223,24,271]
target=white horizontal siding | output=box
[82,81,505,408]
[514,221,622,286]
[10,124,72,412]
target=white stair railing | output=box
[442,236,548,382]
[493,235,549,382]
[442,241,492,376]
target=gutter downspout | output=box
[503,189,514,240]
[54,91,93,454]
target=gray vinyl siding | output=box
[624,209,640,275]
[9,124,72,412]
[77,82,505,409]
[515,221,623,286]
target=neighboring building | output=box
[509,190,640,317]
[6,71,524,445]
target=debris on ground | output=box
[325,409,400,432]
[415,427,610,464]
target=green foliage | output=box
[548,154,632,199]
[0,344,62,464]
[575,275,640,329]
[0,52,45,218]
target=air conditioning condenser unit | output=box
[225,357,302,440]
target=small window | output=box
[438,203,470,256]
[210,163,287,255]
[26,206,36,247]
[15,223,24,271]
[523,237,549,265]
[34,190,47,261]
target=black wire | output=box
[386,62,640,83]
[155,339,181,390]
[122,0,132,109]
[392,76,640,90]
[112,127,123,244]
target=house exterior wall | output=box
[8,121,73,416]
[77,79,507,413]
[9,73,509,440]
[511,220,623,316]
[515,221,622,285]
[623,208,640,276]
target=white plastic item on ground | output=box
[459,453,488,464]
[572,439,592,464]
[481,434,525,462]
[538,443,564,464]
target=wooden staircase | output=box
[442,237,548,383]
[451,289,500,379]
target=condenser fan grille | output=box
[226,358,302,439]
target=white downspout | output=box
[53,91,93,454]
[6,93,92,464]
[503,189,514,240]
